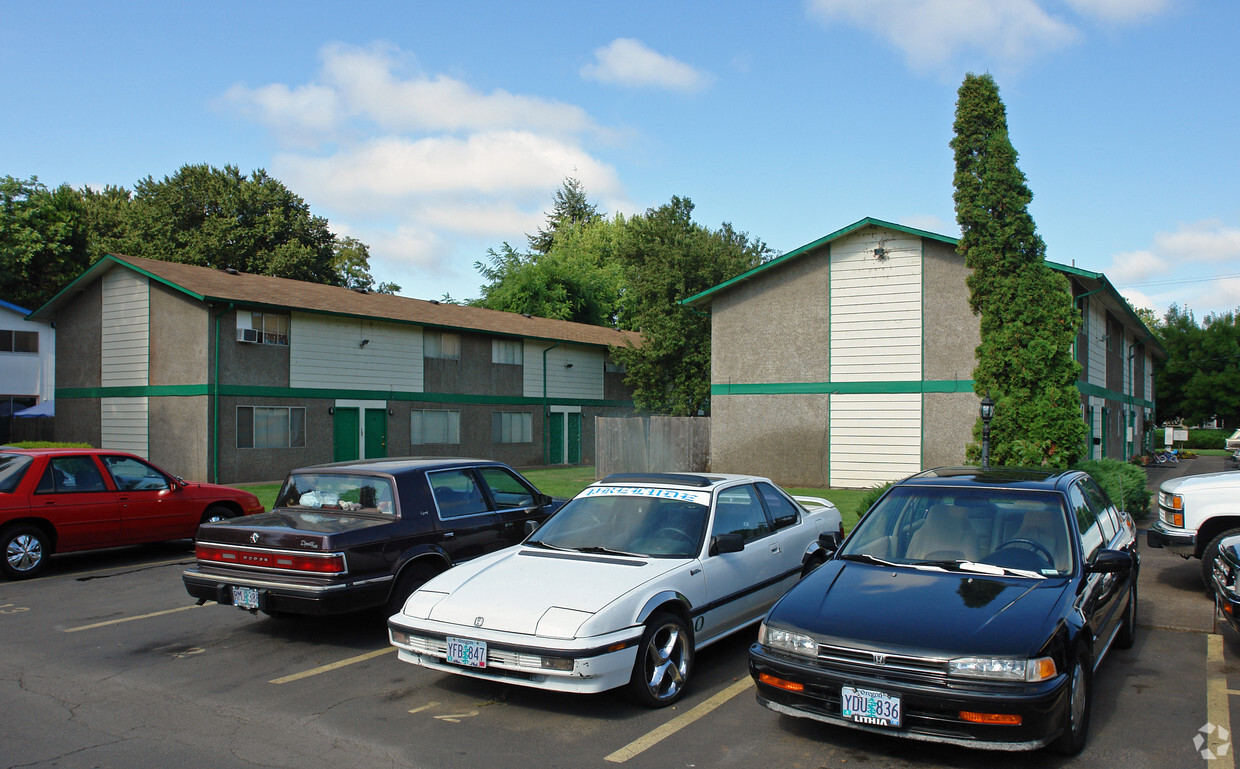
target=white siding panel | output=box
[829,394,921,487]
[1086,301,1106,387]
[289,313,422,391]
[101,397,148,456]
[523,342,603,399]
[830,230,922,383]
[101,269,149,387]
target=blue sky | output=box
[4,0,1238,320]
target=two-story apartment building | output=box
[30,254,640,483]
[0,299,55,433]
[684,217,1162,489]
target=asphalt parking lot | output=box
[2,458,1237,768]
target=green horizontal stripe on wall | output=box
[711,380,976,395]
[55,385,630,409]
[1075,381,1155,409]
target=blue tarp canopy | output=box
[14,401,54,417]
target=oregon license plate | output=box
[841,685,902,727]
[445,636,487,668]
[231,585,259,610]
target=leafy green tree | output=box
[125,164,338,284]
[1155,306,1240,426]
[611,196,772,415]
[0,176,92,310]
[951,73,1087,467]
[333,235,399,293]
[528,177,601,254]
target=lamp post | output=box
[980,392,995,471]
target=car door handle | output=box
[443,532,455,538]
[771,545,781,554]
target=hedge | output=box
[1071,458,1151,517]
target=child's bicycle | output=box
[1154,448,1179,464]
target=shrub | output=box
[1071,458,1151,517]
[1156,428,1230,450]
[7,441,93,448]
[854,481,895,518]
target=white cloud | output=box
[581,38,711,91]
[1151,219,1240,264]
[1105,219,1240,319]
[1105,249,1167,284]
[900,213,956,235]
[218,42,628,300]
[805,0,1169,71]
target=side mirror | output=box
[772,514,797,530]
[818,531,840,553]
[710,533,744,556]
[1087,548,1133,575]
[524,519,541,537]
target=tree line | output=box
[0,164,396,315]
[1148,306,1240,428]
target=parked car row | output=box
[3,448,1144,756]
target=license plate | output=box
[231,585,259,610]
[841,685,902,727]
[445,636,487,668]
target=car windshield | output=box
[276,473,396,515]
[0,454,32,493]
[527,490,709,558]
[841,486,1073,576]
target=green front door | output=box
[333,408,360,462]
[568,412,582,464]
[364,408,387,459]
[548,411,564,464]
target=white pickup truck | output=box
[1147,471,1240,586]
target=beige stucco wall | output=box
[710,250,830,385]
[922,392,978,469]
[150,283,209,386]
[149,395,210,480]
[922,240,979,382]
[710,393,832,487]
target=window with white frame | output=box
[237,311,289,346]
[492,338,523,365]
[492,411,532,444]
[0,330,39,353]
[411,409,460,444]
[237,406,306,449]
[424,331,460,359]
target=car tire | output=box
[1051,649,1093,756]
[1201,528,1240,590]
[2,524,51,580]
[386,562,438,616]
[200,505,235,525]
[1115,583,1137,650]
[627,612,693,708]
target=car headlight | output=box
[400,589,448,619]
[949,656,1057,682]
[758,622,818,658]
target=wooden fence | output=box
[595,416,710,478]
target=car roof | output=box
[899,466,1083,493]
[288,457,506,477]
[592,472,769,491]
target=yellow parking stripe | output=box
[62,602,214,633]
[269,647,396,684]
[604,678,754,763]
[1207,634,1235,768]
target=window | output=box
[492,339,523,365]
[492,411,532,443]
[36,456,107,493]
[427,468,489,518]
[237,406,306,449]
[604,358,626,373]
[0,330,38,353]
[277,472,396,515]
[238,312,289,345]
[477,466,535,509]
[1068,484,1104,562]
[756,482,800,528]
[713,485,772,544]
[424,331,460,359]
[101,455,169,491]
[411,409,460,445]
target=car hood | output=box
[1161,471,1239,495]
[770,559,1071,658]
[414,547,689,636]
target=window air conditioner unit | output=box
[237,328,260,343]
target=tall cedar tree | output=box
[951,74,1086,467]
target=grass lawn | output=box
[237,467,873,533]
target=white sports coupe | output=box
[388,472,843,707]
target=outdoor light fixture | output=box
[874,247,888,259]
[359,339,370,348]
[980,392,995,471]
[564,362,574,369]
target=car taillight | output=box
[195,544,346,574]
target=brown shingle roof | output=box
[96,254,642,349]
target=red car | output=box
[0,448,264,579]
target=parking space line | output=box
[62,602,214,633]
[604,678,754,763]
[1207,633,1235,768]
[269,647,396,684]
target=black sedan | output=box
[183,458,563,616]
[749,467,1139,755]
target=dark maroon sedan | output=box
[0,448,263,579]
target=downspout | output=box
[542,342,560,465]
[212,302,234,483]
